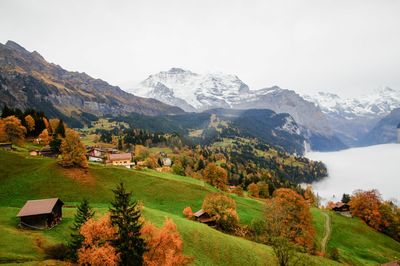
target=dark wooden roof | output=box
[17,198,63,217]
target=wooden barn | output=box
[193,209,215,226]
[17,198,64,229]
[0,142,12,150]
[331,202,350,212]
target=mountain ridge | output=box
[0,41,184,127]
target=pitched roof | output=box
[109,153,132,161]
[193,209,206,217]
[17,198,63,217]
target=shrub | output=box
[182,206,194,219]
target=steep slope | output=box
[0,41,183,127]
[131,68,346,151]
[359,108,400,145]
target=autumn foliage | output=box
[182,207,193,219]
[24,115,35,132]
[264,188,315,251]
[202,193,239,232]
[38,129,51,145]
[247,183,259,198]
[59,128,88,168]
[78,215,119,266]
[141,218,192,266]
[304,185,317,207]
[349,189,382,230]
[203,163,228,191]
[0,116,26,144]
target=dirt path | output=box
[321,212,331,254]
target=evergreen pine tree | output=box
[55,119,66,138]
[118,137,123,150]
[68,199,95,261]
[110,183,146,265]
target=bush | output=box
[44,243,70,260]
[182,206,194,219]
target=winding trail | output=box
[321,212,331,254]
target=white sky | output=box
[0,0,399,97]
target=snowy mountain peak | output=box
[131,68,250,111]
[305,87,400,119]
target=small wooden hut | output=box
[331,202,350,212]
[17,198,64,229]
[193,209,215,226]
[0,143,12,150]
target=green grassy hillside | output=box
[0,150,398,265]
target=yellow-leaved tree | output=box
[59,128,88,168]
[24,115,35,132]
[0,116,26,145]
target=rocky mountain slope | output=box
[131,68,346,151]
[0,41,183,127]
[358,108,400,145]
[304,88,400,145]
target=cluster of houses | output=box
[87,147,134,168]
[27,144,173,170]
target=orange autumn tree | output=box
[78,214,119,266]
[264,188,315,251]
[0,116,26,145]
[203,163,228,191]
[304,185,317,207]
[141,218,192,266]
[182,207,193,219]
[59,128,88,168]
[247,183,259,198]
[24,115,35,132]
[38,129,51,145]
[349,189,382,230]
[202,193,239,232]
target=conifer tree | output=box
[68,199,95,262]
[117,137,123,150]
[55,119,66,138]
[110,183,146,265]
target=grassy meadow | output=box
[0,150,399,265]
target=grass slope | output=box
[0,150,398,265]
[328,212,400,265]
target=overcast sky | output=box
[0,0,399,97]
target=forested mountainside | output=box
[0,41,183,127]
[111,108,307,155]
[131,68,346,151]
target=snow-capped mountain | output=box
[303,87,400,146]
[130,68,347,151]
[133,68,249,112]
[304,87,400,119]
